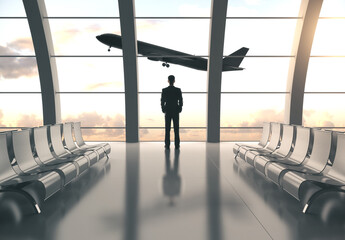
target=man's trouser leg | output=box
[165,113,172,147]
[173,113,180,147]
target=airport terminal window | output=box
[44,0,119,17]
[220,94,285,128]
[0,20,35,55]
[303,94,345,128]
[304,2,345,128]
[137,58,207,93]
[220,128,262,142]
[48,19,122,56]
[223,20,298,56]
[319,0,345,17]
[227,0,301,17]
[221,58,290,92]
[0,94,43,127]
[136,19,210,56]
[135,0,211,17]
[305,58,345,92]
[0,0,26,17]
[139,94,206,128]
[55,57,125,92]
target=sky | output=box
[0,0,345,141]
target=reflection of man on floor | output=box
[163,149,181,206]
[161,75,183,149]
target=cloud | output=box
[7,38,34,51]
[84,82,120,91]
[63,112,125,140]
[16,114,42,127]
[0,46,37,79]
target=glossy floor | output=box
[1,142,345,240]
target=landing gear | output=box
[162,62,170,68]
[108,47,111,52]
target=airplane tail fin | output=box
[222,47,249,71]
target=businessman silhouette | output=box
[161,75,183,149]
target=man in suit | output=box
[161,75,183,149]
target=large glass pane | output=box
[305,58,345,92]
[0,0,26,17]
[80,128,125,141]
[0,94,43,127]
[303,94,345,127]
[220,128,262,141]
[138,58,207,92]
[44,0,119,17]
[223,19,298,56]
[320,0,345,17]
[136,19,210,56]
[59,93,125,127]
[135,0,211,17]
[55,57,124,92]
[48,19,122,55]
[311,20,345,56]
[227,0,301,17]
[139,128,206,141]
[220,94,285,127]
[0,57,40,91]
[221,57,290,92]
[139,93,206,127]
[0,20,35,55]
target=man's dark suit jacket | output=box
[161,86,183,114]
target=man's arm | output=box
[178,89,183,113]
[161,89,166,113]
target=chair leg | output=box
[302,188,345,214]
[0,188,41,214]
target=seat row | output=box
[233,122,345,214]
[0,122,111,214]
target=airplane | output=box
[96,33,249,71]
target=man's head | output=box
[168,75,175,86]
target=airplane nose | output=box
[96,35,100,40]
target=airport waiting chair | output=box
[280,132,344,214]
[255,126,311,176]
[237,123,280,161]
[49,124,98,166]
[73,122,111,157]
[12,129,78,187]
[0,133,61,214]
[266,129,333,186]
[62,123,103,161]
[246,124,294,167]
[33,126,89,176]
[243,122,282,165]
[233,122,270,156]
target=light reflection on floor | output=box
[1,142,345,240]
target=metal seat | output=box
[237,122,281,161]
[266,129,333,186]
[33,126,90,176]
[62,123,102,162]
[244,122,283,166]
[0,132,61,214]
[254,125,309,175]
[49,124,98,166]
[73,122,111,157]
[12,129,78,187]
[233,122,270,156]
[281,132,345,214]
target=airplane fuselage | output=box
[96,33,248,71]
